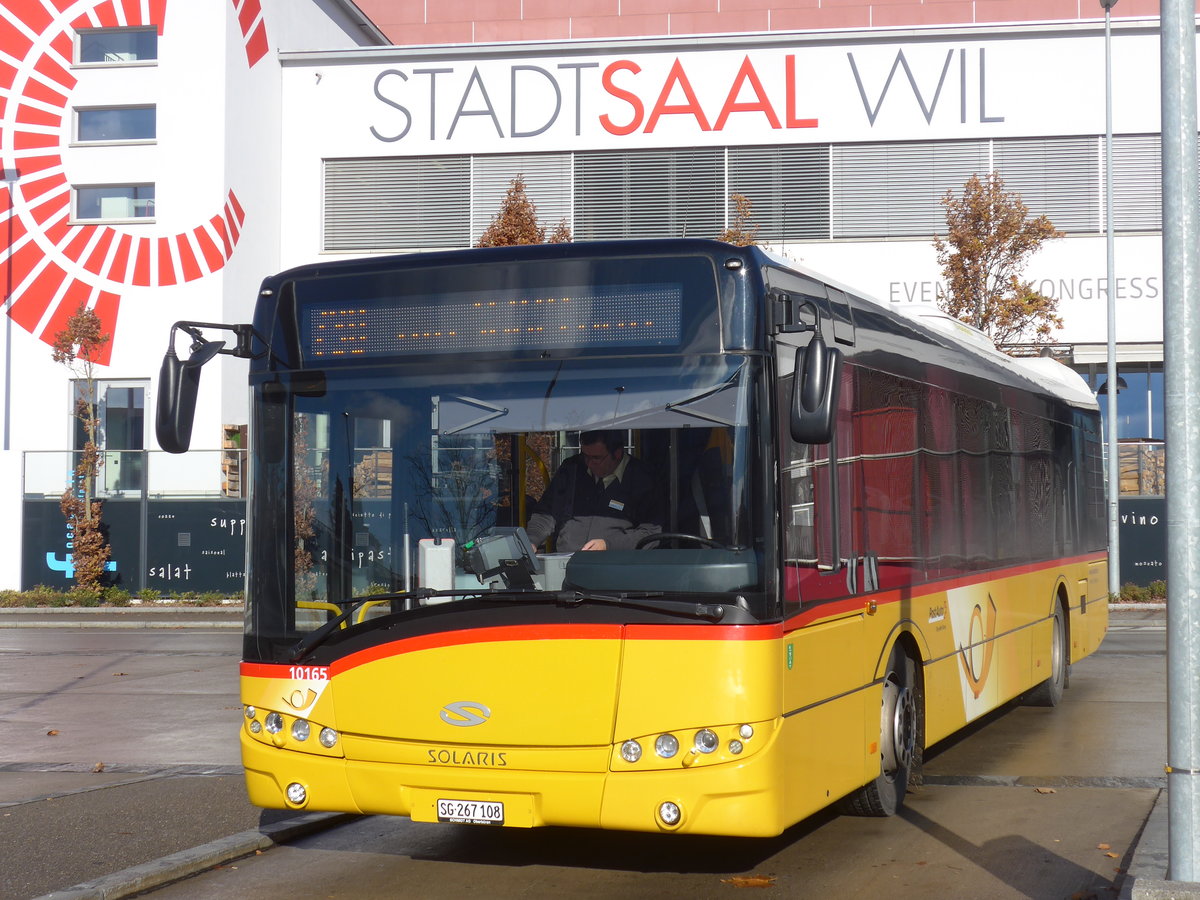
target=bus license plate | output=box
[436,798,505,825]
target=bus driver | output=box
[524,431,663,552]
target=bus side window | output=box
[778,363,854,612]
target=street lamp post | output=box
[2,166,17,453]
[1100,0,1120,601]
[1160,0,1200,880]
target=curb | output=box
[1125,789,1200,900]
[35,812,355,900]
[0,606,244,628]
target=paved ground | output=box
[0,603,1189,900]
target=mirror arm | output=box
[169,320,264,360]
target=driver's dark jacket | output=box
[525,454,664,552]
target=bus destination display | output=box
[303,283,682,358]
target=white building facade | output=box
[2,0,385,592]
[0,1,1177,590]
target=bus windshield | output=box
[246,354,771,660]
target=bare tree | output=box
[933,172,1063,348]
[718,193,760,246]
[52,304,111,591]
[477,175,571,247]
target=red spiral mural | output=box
[0,0,265,365]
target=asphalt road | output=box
[0,605,1170,899]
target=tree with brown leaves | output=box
[52,304,112,591]
[476,175,571,247]
[717,193,760,246]
[933,172,1063,348]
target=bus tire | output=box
[1025,604,1067,707]
[839,644,922,817]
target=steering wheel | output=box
[635,532,724,550]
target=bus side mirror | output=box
[156,333,225,454]
[790,333,842,444]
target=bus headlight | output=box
[286,782,307,806]
[291,719,311,742]
[655,734,679,758]
[694,729,718,754]
[621,739,643,763]
[264,712,283,734]
[658,801,682,827]
[319,727,339,748]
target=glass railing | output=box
[23,449,248,500]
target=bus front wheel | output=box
[839,644,922,817]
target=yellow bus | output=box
[157,239,1107,836]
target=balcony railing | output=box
[23,449,248,500]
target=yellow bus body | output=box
[241,554,1106,837]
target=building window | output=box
[471,153,572,245]
[72,379,147,494]
[832,140,989,239]
[1094,363,1164,442]
[994,136,1098,233]
[321,134,1169,252]
[1111,134,1164,232]
[76,106,156,143]
[324,156,469,250]
[76,28,157,64]
[74,184,155,221]
[574,147,724,241]
[728,144,831,242]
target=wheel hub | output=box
[880,676,917,775]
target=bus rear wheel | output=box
[1025,605,1067,707]
[839,644,922,817]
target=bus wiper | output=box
[481,589,727,622]
[288,587,495,662]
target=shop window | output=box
[77,28,157,64]
[74,184,155,221]
[72,380,147,494]
[76,106,156,143]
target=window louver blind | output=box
[471,153,573,243]
[832,140,988,238]
[324,156,470,251]
[727,145,831,241]
[573,147,724,240]
[994,137,1097,234]
[1110,134,1162,232]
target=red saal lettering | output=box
[600,55,817,136]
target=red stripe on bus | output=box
[784,552,1106,632]
[331,624,624,674]
[241,622,781,679]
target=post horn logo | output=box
[440,701,492,727]
[958,595,998,699]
